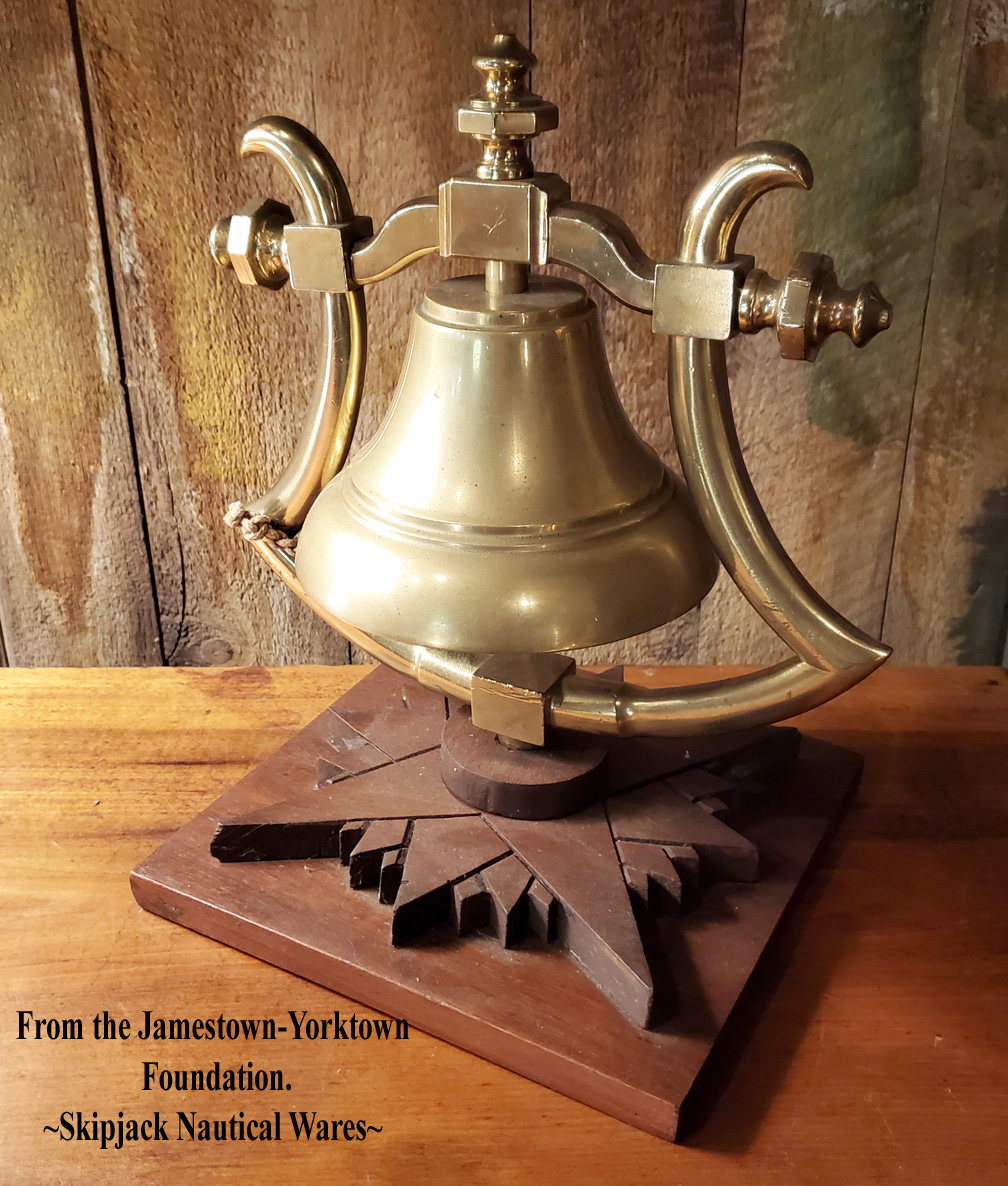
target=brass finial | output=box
[456,33,559,180]
[738,251,892,361]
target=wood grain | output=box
[73,0,525,668]
[2,665,1006,1182]
[132,664,858,1135]
[695,0,972,665]
[884,0,1008,663]
[74,0,348,667]
[535,0,746,666]
[1,3,1001,669]
[0,0,160,665]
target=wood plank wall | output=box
[0,0,1004,669]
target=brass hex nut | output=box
[456,103,559,139]
[776,251,832,361]
[223,198,294,289]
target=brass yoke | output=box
[213,32,892,745]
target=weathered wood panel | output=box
[692,0,971,665]
[0,0,160,665]
[74,0,348,666]
[75,0,526,667]
[1,1,998,669]
[534,0,747,665]
[885,0,1008,664]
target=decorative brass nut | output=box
[457,105,558,140]
[738,251,891,361]
[209,198,294,290]
[457,33,559,181]
[208,217,232,267]
[777,252,832,361]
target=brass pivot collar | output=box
[738,251,892,361]
[457,33,559,180]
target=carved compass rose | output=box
[210,665,799,1027]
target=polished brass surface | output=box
[653,257,753,340]
[249,533,889,739]
[217,35,894,741]
[292,193,749,340]
[547,204,656,312]
[350,197,439,284]
[285,215,373,293]
[210,198,293,289]
[438,174,569,266]
[294,275,719,654]
[738,252,892,360]
[458,33,558,181]
[439,176,547,264]
[471,654,575,746]
[210,117,367,530]
[484,259,529,295]
[668,142,891,707]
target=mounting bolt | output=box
[208,197,294,290]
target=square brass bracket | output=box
[439,174,571,265]
[470,653,576,746]
[652,256,753,340]
[285,216,374,292]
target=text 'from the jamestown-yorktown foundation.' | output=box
[18,1008,406,1149]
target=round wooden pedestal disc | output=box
[441,707,609,819]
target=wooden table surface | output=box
[2,665,1006,1184]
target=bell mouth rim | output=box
[295,468,721,654]
[339,467,680,550]
[421,274,590,330]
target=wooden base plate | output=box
[131,666,861,1141]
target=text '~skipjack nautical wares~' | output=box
[133,33,892,1140]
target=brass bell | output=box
[214,32,892,748]
[296,275,718,653]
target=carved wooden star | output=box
[211,666,798,1027]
